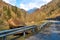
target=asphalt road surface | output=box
[26,22,60,40]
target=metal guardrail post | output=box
[3,36,7,40]
[1,36,7,40]
[32,28,35,33]
[23,31,25,38]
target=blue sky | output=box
[3,0,52,11]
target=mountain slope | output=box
[0,0,27,30]
[27,8,39,14]
[28,0,60,22]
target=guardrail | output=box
[38,21,60,30]
[0,21,52,40]
[37,22,49,30]
[0,26,36,40]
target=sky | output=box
[3,0,52,11]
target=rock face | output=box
[27,0,60,22]
[0,0,27,30]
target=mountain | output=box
[0,0,28,30]
[27,0,60,25]
[0,0,60,30]
[27,8,39,14]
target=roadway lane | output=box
[26,22,60,40]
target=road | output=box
[26,22,60,40]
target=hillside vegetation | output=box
[26,0,60,25]
[0,0,60,30]
[0,0,27,30]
